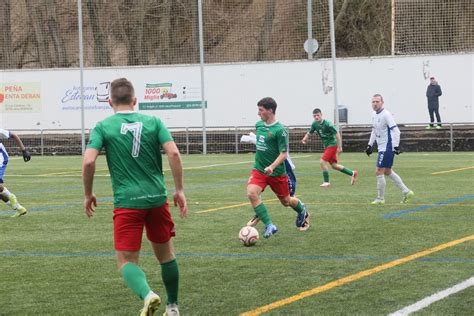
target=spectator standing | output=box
[426,76,443,129]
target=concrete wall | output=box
[0,53,472,130]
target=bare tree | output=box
[157,0,173,64]
[46,0,68,67]
[86,0,111,66]
[0,0,14,69]
[123,0,147,65]
[25,0,52,68]
[256,0,276,61]
[315,0,350,58]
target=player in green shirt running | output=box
[82,78,187,316]
[246,97,310,239]
[302,108,358,188]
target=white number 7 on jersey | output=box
[121,122,143,157]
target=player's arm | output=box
[390,125,401,154]
[335,131,342,153]
[265,151,288,175]
[366,129,376,156]
[301,131,312,144]
[163,141,188,219]
[9,132,31,162]
[82,148,99,218]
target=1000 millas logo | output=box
[144,83,177,101]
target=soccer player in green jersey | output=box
[82,78,187,316]
[246,97,310,238]
[301,108,358,188]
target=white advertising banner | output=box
[0,53,472,130]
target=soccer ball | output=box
[239,226,259,247]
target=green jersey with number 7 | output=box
[87,113,173,209]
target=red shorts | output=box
[113,201,176,251]
[322,145,338,164]
[247,169,290,197]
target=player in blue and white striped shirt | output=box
[365,94,414,205]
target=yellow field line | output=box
[240,234,474,316]
[194,201,474,210]
[431,166,474,175]
[195,199,280,214]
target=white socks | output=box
[0,187,11,199]
[376,175,385,200]
[388,171,409,194]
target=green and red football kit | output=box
[87,112,175,251]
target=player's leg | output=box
[319,158,331,187]
[385,169,414,203]
[146,203,180,315]
[246,170,275,231]
[272,176,310,231]
[330,162,358,185]
[114,208,160,314]
[248,183,277,238]
[0,181,27,217]
[371,151,390,204]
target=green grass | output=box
[1,152,473,315]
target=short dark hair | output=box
[110,78,135,105]
[313,108,322,114]
[373,93,384,102]
[257,97,277,114]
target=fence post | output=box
[235,127,239,154]
[186,127,189,155]
[40,129,44,156]
[450,123,453,152]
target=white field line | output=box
[388,276,474,316]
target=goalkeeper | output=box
[365,94,414,205]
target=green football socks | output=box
[291,200,305,214]
[121,262,151,300]
[254,203,272,226]
[323,171,329,182]
[161,259,179,304]
[340,167,353,176]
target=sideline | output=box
[389,277,474,315]
[239,234,474,316]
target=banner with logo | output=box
[0,82,41,113]
[138,82,205,110]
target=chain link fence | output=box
[4,123,473,156]
[1,0,472,70]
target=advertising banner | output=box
[0,82,41,113]
[138,81,205,110]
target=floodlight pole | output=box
[78,0,86,154]
[307,0,313,60]
[198,0,207,154]
[328,0,340,131]
[391,0,395,56]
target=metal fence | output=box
[4,122,473,156]
[0,0,472,70]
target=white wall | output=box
[0,53,472,130]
